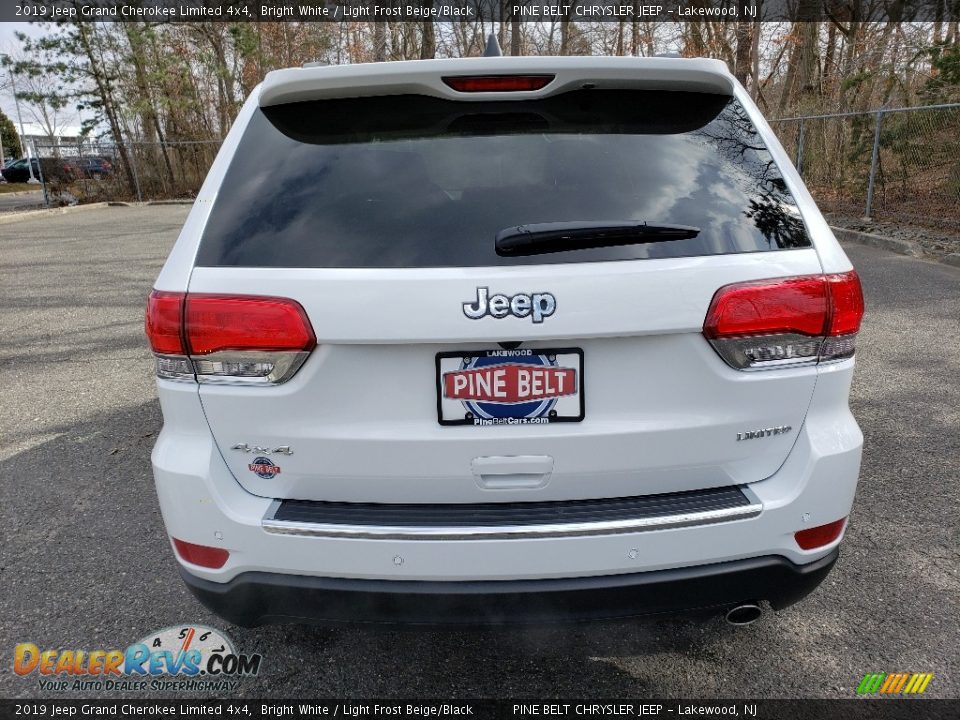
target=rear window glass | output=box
[196,89,811,268]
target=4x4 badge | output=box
[231,443,293,455]
[463,287,556,324]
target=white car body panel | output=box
[153,362,861,583]
[190,249,823,502]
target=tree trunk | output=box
[373,22,387,61]
[797,22,820,98]
[824,21,837,95]
[124,23,175,190]
[685,21,707,57]
[750,22,761,99]
[420,2,435,59]
[559,6,573,55]
[76,24,137,196]
[734,14,752,87]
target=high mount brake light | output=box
[442,75,555,93]
[145,291,316,385]
[703,271,864,370]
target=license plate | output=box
[436,348,584,426]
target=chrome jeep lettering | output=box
[462,287,556,323]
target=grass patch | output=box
[0,183,39,194]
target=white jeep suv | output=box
[146,56,864,626]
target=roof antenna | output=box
[484,31,502,57]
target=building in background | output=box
[18,121,84,156]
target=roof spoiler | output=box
[259,56,734,108]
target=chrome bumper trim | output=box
[261,501,763,541]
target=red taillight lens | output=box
[703,271,865,370]
[145,290,186,355]
[795,518,847,550]
[442,75,554,92]
[185,295,315,355]
[703,276,828,339]
[145,292,316,384]
[826,271,865,335]
[172,538,229,569]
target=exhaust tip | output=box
[725,603,762,626]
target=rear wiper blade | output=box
[495,221,701,257]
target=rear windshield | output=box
[196,89,811,268]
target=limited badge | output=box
[248,456,281,479]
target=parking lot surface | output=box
[0,206,957,699]
[0,190,45,213]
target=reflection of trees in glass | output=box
[745,179,809,249]
[695,100,809,248]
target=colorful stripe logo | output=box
[857,672,933,694]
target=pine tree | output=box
[0,109,20,161]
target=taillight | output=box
[703,271,864,370]
[172,538,229,569]
[145,291,185,355]
[145,291,315,385]
[795,518,847,550]
[185,295,315,354]
[442,75,554,92]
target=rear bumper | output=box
[180,549,838,627]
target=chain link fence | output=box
[770,103,960,228]
[28,139,221,206]
[23,103,960,232]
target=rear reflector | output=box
[442,75,554,93]
[795,518,847,550]
[145,292,316,385]
[172,538,229,569]
[703,271,864,370]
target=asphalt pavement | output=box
[0,189,45,213]
[0,206,957,699]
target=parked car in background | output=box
[0,157,81,184]
[0,158,36,183]
[73,156,113,179]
